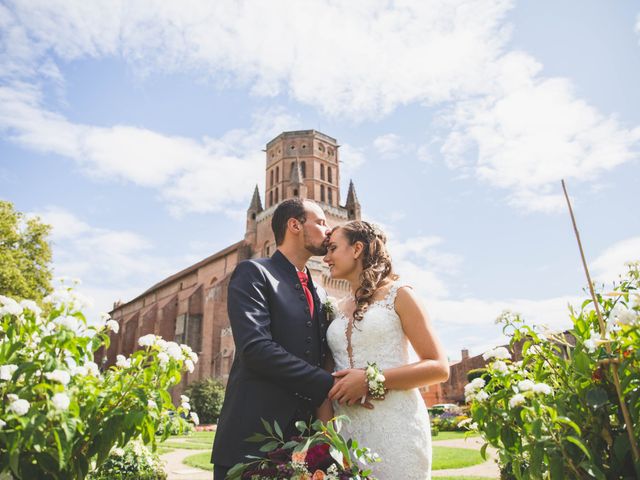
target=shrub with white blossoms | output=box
[464,263,640,479]
[0,282,197,480]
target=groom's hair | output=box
[272,198,307,245]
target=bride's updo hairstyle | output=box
[339,220,398,322]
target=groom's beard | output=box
[304,232,328,256]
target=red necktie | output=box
[297,271,314,319]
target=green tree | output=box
[0,200,53,301]
[184,378,226,424]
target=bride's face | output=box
[323,228,361,279]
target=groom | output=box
[211,198,336,479]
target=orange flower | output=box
[311,471,325,480]
[291,450,307,463]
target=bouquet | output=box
[227,416,379,480]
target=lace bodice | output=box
[327,283,410,372]
[326,282,432,479]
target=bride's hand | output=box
[329,369,373,407]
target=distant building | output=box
[99,130,361,399]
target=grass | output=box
[432,446,485,470]
[183,452,214,471]
[181,446,486,473]
[433,477,496,480]
[432,431,479,441]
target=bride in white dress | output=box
[317,221,449,480]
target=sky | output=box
[1,0,639,361]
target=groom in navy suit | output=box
[211,198,335,479]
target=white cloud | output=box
[338,143,366,184]
[636,14,640,42]
[441,52,640,213]
[1,0,514,118]
[0,83,299,214]
[373,133,403,157]
[592,237,640,284]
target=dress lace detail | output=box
[327,283,431,479]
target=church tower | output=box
[245,130,360,296]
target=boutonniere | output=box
[323,296,339,321]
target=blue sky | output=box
[1,0,639,359]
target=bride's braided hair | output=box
[339,220,398,322]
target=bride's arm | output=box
[329,287,448,404]
[316,353,335,422]
[381,286,449,390]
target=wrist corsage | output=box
[323,296,338,321]
[365,361,386,400]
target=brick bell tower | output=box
[245,130,360,296]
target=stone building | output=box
[101,130,359,398]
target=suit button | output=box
[306,337,312,343]
[304,306,310,313]
[322,353,327,358]
[295,284,301,290]
[306,321,312,327]
[305,350,311,356]
[299,294,305,300]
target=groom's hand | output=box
[329,369,374,409]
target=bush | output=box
[431,412,469,432]
[465,263,640,479]
[184,378,225,424]
[155,413,194,436]
[0,282,198,480]
[88,440,166,480]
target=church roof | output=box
[345,180,360,206]
[248,184,263,211]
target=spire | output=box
[248,185,263,212]
[289,158,304,186]
[345,180,359,206]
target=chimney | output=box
[461,349,469,361]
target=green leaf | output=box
[259,440,278,452]
[585,387,608,409]
[260,417,273,435]
[295,420,307,433]
[555,416,582,435]
[549,453,564,479]
[273,420,283,439]
[245,433,267,443]
[480,442,488,460]
[566,435,591,460]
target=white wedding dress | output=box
[326,283,432,479]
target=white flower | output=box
[517,380,535,392]
[19,300,41,316]
[116,355,131,368]
[509,394,526,408]
[111,447,125,457]
[70,365,88,377]
[0,296,23,316]
[157,352,169,366]
[185,359,195,373]
[105,320,119,334]
[491,360,509,374]
[475,390,489,402]
[584,338,597,353]
[54,315,78,331]
[85,361,100,376]
[182,345,199,363]
[138,334,156,347]
[527,345,544,355]
[614,307,639,326]
[180,395,190,403]
[366,365,376,376]
[483,346,511,361]
[533,383,553,395]
[457,418,473,427]
[9,398,30,416]
[0,364,19,381]
[45,370,71,386]
[164,342,183,360]
[100,312,111,322]
[148,399,157,409]
[181,402,191,411]
[0,419,6,429]
[188,351,198,363]
[190,412,200,425]
[7,394,18,402]
[52,393,70,410]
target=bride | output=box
[318,220,449,480]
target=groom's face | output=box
[301,202,330,256]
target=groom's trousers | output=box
[213,464,229,480]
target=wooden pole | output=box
[561,179,639,463]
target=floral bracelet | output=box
[365,361,386,400]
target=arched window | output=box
[300,161,306,178]
[328,167,333,184]
[276,166,279,182]
[320,185,325,202]
[290,162,295,177]
[270,169,274,187]
[293,188,299,197]
[275,187,279,203]
[269,190,273,206]
[328,188,333,205]
[320,164,325,181]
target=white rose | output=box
[517,380,535,392]
[0,364,19,381]
[509,393,526,408]
[533,383,553,395]
[185,359,195,373]
[138,334,156,347]
[475,390,489,402]
[9,398,30,416]
[116,355,131,368]
[106,320,119,334]
[375,373,386,382]
[45,370,71,386]
[52,393,70,410]
[190,412,200,425]
[366,366,376,376]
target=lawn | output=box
[432,431,479,441]
[182,446,485,473]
